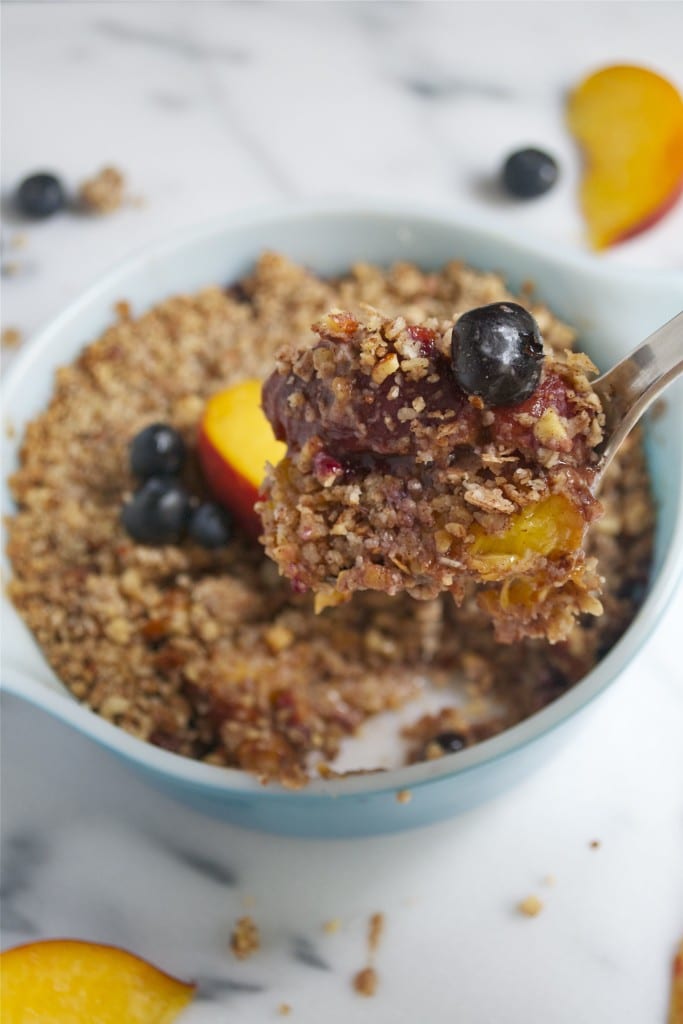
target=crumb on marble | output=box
[669,939,683,1024]
[323,918,341,935]
[368,912,384,954]
[1,262,20,278]
[114,299,132,321]
[5,419,16,440]
[353,966,378,998]
[1,327,23,349]
[589,839,601,850]
[79,165,126,214]
[10,233,28,249]
[350,912,385,997]
[277,1003,292,1016]
[518,895,544,917]
[396,788,412,804]
[542,874,556,887]
[230,915,260,959]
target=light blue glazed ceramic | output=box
[3,201,682,837]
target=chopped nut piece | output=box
[371,353,400,384]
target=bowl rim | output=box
[3,196,683,800]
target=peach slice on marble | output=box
[198,379,286,540]
[0,939,195,1024]
[567,64,683,248]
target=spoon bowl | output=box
[593,310,683,478]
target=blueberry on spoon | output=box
[451,301,544,407]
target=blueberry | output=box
[502,148,558,199]
[130,423,186,478]
[189,502,234,549]
[433,731,467,754]
[17,173,66,218]
[121,477,192,544]
[451,301,544,407]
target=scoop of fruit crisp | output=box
[259,303,606,643]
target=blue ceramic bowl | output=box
[3,201,682,836]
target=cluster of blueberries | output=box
[122,424,233,548]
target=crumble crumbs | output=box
[277,1004,292,1016]
[352,911,385,997]
[518,895,544,917]
[589,839,601,850]
[396,789,412,804]
[230,916,260,960]
[323,918,341,935]
[368,912,385,954]
[78,166,126,214]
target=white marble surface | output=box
[2,3,682,1021]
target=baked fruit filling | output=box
[260,303,606,643]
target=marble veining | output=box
[1,3,682,1022]
[93,18,251,65]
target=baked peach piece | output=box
[198,378,286,538]
[259,306,605,644]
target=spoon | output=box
[592,310,683,481]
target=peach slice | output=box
[198,379,286,539]
[567,64,683,248]
[0,939,195,1023]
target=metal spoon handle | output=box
[593,310,683,473]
